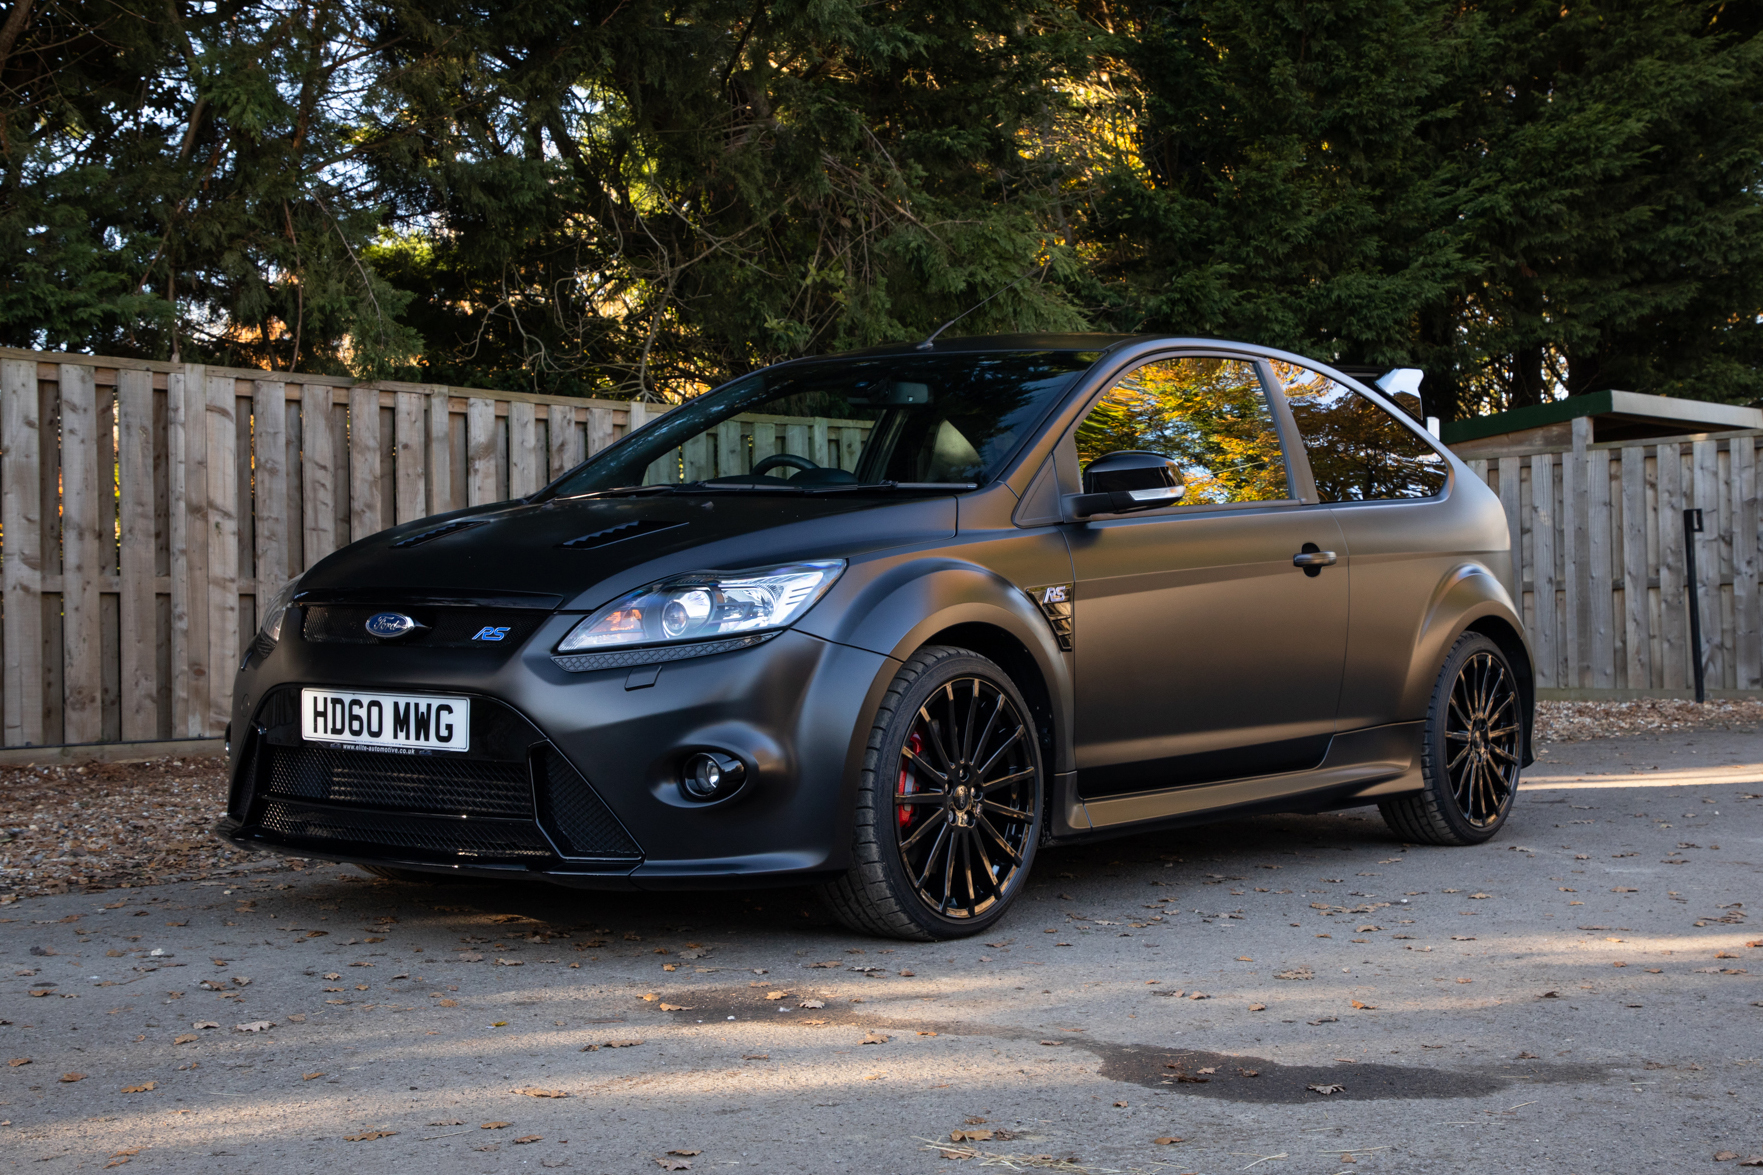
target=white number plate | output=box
[300,688,470,753]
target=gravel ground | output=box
[0,700,1758,904]
[0,727,1759,1174]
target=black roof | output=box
[831,332,1137,359]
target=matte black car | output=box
[219,335,1534,940]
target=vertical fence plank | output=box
[116,370,158,740]
[548,404,577,481]
[1561,455,1584,688]
[302,389,336,570]
[508,400,538,498]
[1529,453,1557,688]
[1620,445,1650,692]
[167,367,194,733]
[1498,457,1522,599]
[253,381,288,590]
[1587,449,1615,688]
[349,387,381,542]
[1734,438,1759,690]
[716,420,743,478]
[394,391,426,524]
[57,366,103,743]
[2,359,44,745]
[206,375,238,736]
[467,397,497,505]
[1693,439,1723,689]
[428,389,452,515]
[1657,443,1687,690]
[587,407,615,457]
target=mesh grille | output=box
[302,606,544,647]
[537,748,642,859]
[257,798,554,859]
[264,744,532,817]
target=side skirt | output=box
[1051,722,1424,841]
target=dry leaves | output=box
[514,1088,569,1098]
[343,1129,398,1142]
[1248,1003,1267,1012]
[480,1121,511,1130]
[513,1136,544,1145]
[655,1160,692,1171]
[6,1058,29,1067]
[1154,1136,1184,1145]
[1534,698,1763,742]
[1307,1083,1345,1096]
[58,1072,86,1083]
[233,1021,273,1033]
[860,1032,890,1045]
[797,999,826,1009]
[120,1081,156,1093]
[657,1003,693,1013]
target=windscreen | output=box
[542,351,1098,497]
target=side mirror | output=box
[1065,451,1185,520]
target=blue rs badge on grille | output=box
[365,611,425,640]
[471,625,513,642]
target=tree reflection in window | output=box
[1272,362,1447,502]
[1075,357,1289,505]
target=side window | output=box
[1074,356,1291,505]
[1272,362,1448,501]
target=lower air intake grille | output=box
[536,748,642,859]
[264,744,532,818]
[257,798,553,859]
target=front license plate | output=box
[300,688,470,753]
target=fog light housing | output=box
[680,752,745,801]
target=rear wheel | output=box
[820,645,1043,940]
[1379,632,1523,845]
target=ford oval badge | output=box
[365,611,423,640]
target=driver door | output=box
[1065,355,1349,797]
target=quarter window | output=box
[1272,362,1448,501]
[1074,356,1291,505]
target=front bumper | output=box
[220,614,895,889]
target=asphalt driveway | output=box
[3,728,1760,1174]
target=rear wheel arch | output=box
[1463,615,1535,766]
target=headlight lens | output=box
[258,576,303,644]
[558,560,845,652]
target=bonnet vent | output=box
[558,519,686,550]
[391,519,491,548]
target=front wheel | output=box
[1379,632,1523,845]
[820,645,1043,940]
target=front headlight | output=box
[258,575,303,644]
[557,560,845,653]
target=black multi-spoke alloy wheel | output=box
[1379,632,1523,845]
[821,645,1043,940]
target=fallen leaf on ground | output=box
[859,1032,890,1045]
[764,991,788,1000]
[655,1160,691,1171]
[192,1021,219,1030]
[667,1150,702,1157]
[428,1120,464,1126]
[343,1130,397,1142]
[952,1129,994,1142]
[1154,1136,1184,1144]
[59,1072,86,1083]
[173,1034,198,1045]
[1714,1151,1737,1161]
[481,1122,511,1130]
[1307,1083,1345,1095]
[604,1039,643,1048]
[1351,1000,1376,1010]
[657,1003,693,1012]
[1239,1068,1260,1077]
[513,1136,543,1144]
[233,1021,273,1033]
[1248,1003,1267,1011]
[514,1088,569,1098]
[797,998,825,1009]
[121,1081,156,1093]
[6,1058,28,1067]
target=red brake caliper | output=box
[898,731,922,828]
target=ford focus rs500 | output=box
[219,335,1534,940]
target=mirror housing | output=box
[1065,451,1185,519]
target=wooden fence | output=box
[0,348,662,749]
[2,344,1757,751]
[1463,419,1762,694]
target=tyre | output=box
[1379,632,1524,845]
[820,645,1044,940]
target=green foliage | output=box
[5,0,1763,412]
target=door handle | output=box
[1293,546,1337,577]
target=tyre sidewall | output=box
[867,651,1044,939]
